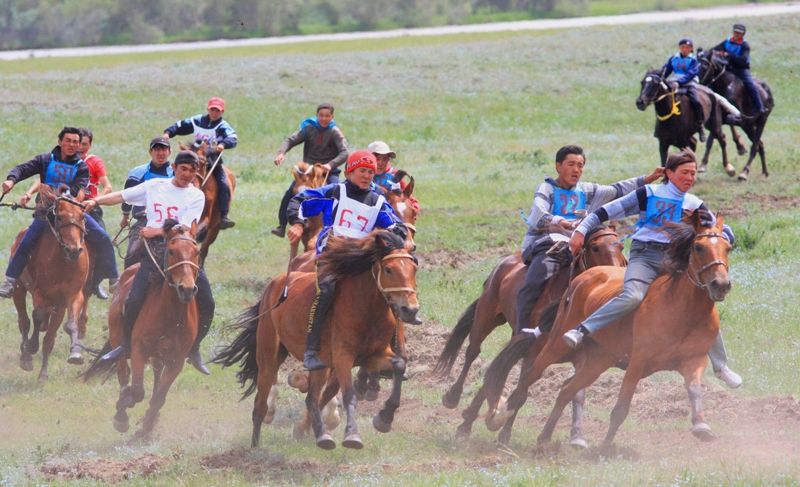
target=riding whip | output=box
[201,148,225,187]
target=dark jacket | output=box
[278,118,348,169]
[164,114,238,149]
[713,38,751,70]
[662,53,699,86]
[7,146,88,197]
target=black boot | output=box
[725,114,742,126]
[186,315,212,375]
[101,333,130,361]
[303,350,327,371]
[0,277,17,299]
[92,283,109,300]
[271,225,286,238]
[694,121,706,142]
[218,217,235,230]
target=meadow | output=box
[0,12,799,486]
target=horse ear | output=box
[375,231,390,249]
[39,184,53,201]
[179,142,189,151]
[715,213,724,229]
[403,174,415,199]
[76,191,85,203]
[190,220,198,238]
[199,141,208,153]
[607,220,618,232]
[689,209,703,229]
[697,47,704,54]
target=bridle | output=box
[575,229,624,271]
[144,234,201,289]
[698,54,727,86]
[372,252,418,303]
[47,196,87,252]
[686,231,729,289]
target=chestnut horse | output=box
[180,142,236,266]
[485,211,731,451]
[213,230,419,449]
[10,185,90,380]
[292,161,328,252]
[82,221,201,438]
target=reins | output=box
[46,196,88,250]
[372,253,418,296]
[686,232,729,289]
[143,234,200,289]
[655,84,682,121]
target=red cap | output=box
[345,150,378,175]
[207,97,225,111]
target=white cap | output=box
[367,141,396,159]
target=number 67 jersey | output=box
[120,178,205,230]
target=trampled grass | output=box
[1,11,799,487]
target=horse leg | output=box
[373,356,407,435]
[37,307,63,382]
[485,337,547,432]
[757,140,768,178]
[135,360,183,439]
[354,366,370,400]
[699,132,713,172]
[708,123,735,177]
[77,291,90,340]
[63,294,85,365]
[252,347,287,447]
[15,286,33,372]
[26,304,48,356]
[365,371,381,402]
[729,125,747,156]
[320,375,342,432]
[659,139,669,167]
[443,317,501,409]
[599,360,645,454]
[199,227,219,267]
[306,369,336,450]
[456,385,487,438]
[682,358,715,441]
[568,388,588,449]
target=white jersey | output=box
[331,183,385,239]
[191,119,218,144]
[121,178,205,230]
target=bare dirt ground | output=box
[40,453,168,483]
[715,191,800,220]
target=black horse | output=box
[697,49,774,180]
[636,68,734,176]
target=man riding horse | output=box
[286,150,408,371]
[0,127,119,300]
[163,97,237,230]
[712,23,766,115]
[516,145,663,337]
[87,150,215,375]
[662,38,706,142]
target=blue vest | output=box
[642,195,683,229]
[373,172,396,190]
[44,153,82,188]
[143,165,173,181]
[550,184,586,219]
[671,54,692,75]
[724,39,743,58]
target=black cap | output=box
[174,150,199,167]
[150,136,171,149]
[733,23,746,34]
[679,37,693,47]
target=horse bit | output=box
[144,235,201,289]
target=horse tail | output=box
[79,340,117,383]
[211,302,261,400]
[537,300,561,334]
[482,333,538,405]
[433,299,479,377]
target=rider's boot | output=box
[108,278,119,295]
[0,277,18,299]
[563,325,590,349]
[303,350,327,371]
[694,121,707,143]
[725,114,742,126]
[714,365,743,389]
[92,283,109,300]
[218,217,236,230]
[271,225,286,238]
[101,332,131,361]
[186,314,212,375]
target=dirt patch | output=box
[200,449,333,482]
[417,248,511,270]
[716,191,800,220]
[40,453,168,483]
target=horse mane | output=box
[392,170,408,184]
[584,223,614,242]
[661,209,713,276]
[319,230,406,283]
[163,219,183,234]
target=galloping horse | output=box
[180,142,236,265]
[292,161,328,252]
[697,49,774,180]
[213,230,419,450]
[636,69,733,176]
[10,185,90,380]
[485,211,731,451]
[82,220,201,438]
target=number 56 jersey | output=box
[121,178,205,230]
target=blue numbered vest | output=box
[550,183,586,219]
[723,39,746,60]
[44,153,81,188]
[642,195,683,229]
[143,165,173,181]
[373,169,398,191]
[671,54,692,75]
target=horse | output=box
[180,141,236,265]
[697,49,774,180]
[81,220,201,438]
[636,68,734,176]
[9,185,90,380]
[213,230,419,450]
[292,161,329,252]
[485,211,731,452]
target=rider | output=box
[0,127,119,300]
[516,145,663,336]
[368,140,421,211]
[286,150,407,371]
[712,23,766,115]
[662,37,706,142]
[163,96,237,229]
[272,103,349,238]
[85,150,214,375]
[120,136,175,269]
[561,148,742,388]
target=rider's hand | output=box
[671,82,679,90]
[19,193,31,208]
[558,219,574,230]
[84,199,98,212]
[274,153,285,166]
[569,231,585,256]
[645,167,665,184]
[163,132,171,138]
[215,145,224,153]
[321,163,332,172]
[2,180,14,194]
[140,226,165,239]
[120,215,130,228]
[287,223,304,245]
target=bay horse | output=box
[82,220,201,438]
[292,161,328,252]
[180,141,236,266]
[213,230,419,450]
[10,185,90,380]
[636,69,734,176]
[485,211,731,452]
[697,49,774,180]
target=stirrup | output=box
[101,345,129,361]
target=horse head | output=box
[41,185,87,261]
[581,223,627,268]
[373,231,419,323]
[292,162,327,194]
[384,170,419,250]
[696,48,726,86]
[163,219,201,303]
[636,68,666,111]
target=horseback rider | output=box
[368,140,421,211]
[516,145,663,336]
[85,150,214,375]
[712,23,766,115]
[0,127,119,300]
[120,136,175,269]
[272,103,349,238]
[562,148,742,388]
[286,150,408,371]
[662,37,707,143]
[163,97,237,230]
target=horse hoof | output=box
[737,147,747,156]
[725,164,736,177]
[67,352,84,365]
[373,413,392,433]
[570,436,588,449]
[441,391,460,410]
[455,424,472,439]
[37,374,48,382]
[263,411,275,425]
[316,434,336,450]
[738,172,748,181]
[761,172,769,178]
[698,164,707,173]
[355,389,366,401]
[19,358,34,372]
[691,423,716,442]
[342,434,364,450]
[113,418,130,433]
[365,389,379,402]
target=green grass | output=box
[1,11,800,487]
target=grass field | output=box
[1,11,800,487]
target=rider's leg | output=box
[187,267,215,375]
[89,206,106,231]
[304,260,336,370]
[326,168,341,185]
[84,213,119,298]
[708,331,742,388]
[563,241,663,347]
[213,164,234,229]
[0,218,48,298]
[516,239,568,334]
[686,84,706,142]
[734,69,765,113]
[273,181,296,237]
[123,219,145,270]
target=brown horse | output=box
[10,185,90,380]
[180,142,236,265]
[636,68,733,176]
[213,230,419,449]
[292,161,328,252]
[485,211,731,451]
[82,220,201,438]
[697,49,774,180]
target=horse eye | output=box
[412,245,417,253]
[591,245,599,253]
[694,244,703,252]
[385,268,392,275]
[168,250,174,256]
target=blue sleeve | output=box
[287,184,337,225]
[164,115,200,138]
[375,201,400,229]
[662,57,674,78]
[217,120,238,149]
